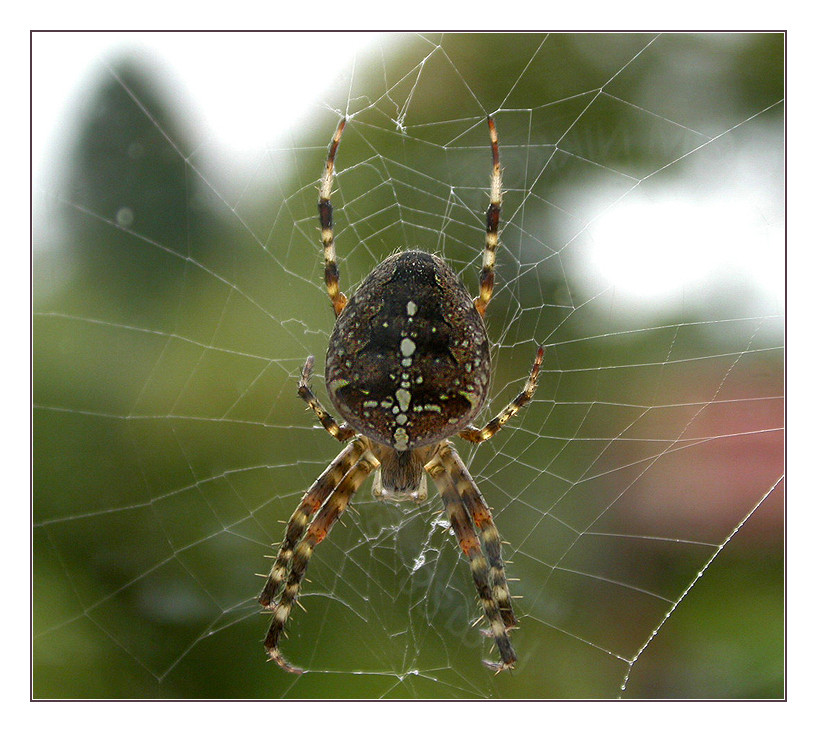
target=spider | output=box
[258,115,544,674]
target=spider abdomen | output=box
[326,250,491,450]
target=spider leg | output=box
[298,355,356,442]
[318,117,349,318]
[426,445,516,671]
[474,115,502,318]
[258,438,368,607]
[437,443,517,629]
[263,448,379,673]
[459,345,544,444]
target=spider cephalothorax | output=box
[259,116,544,674]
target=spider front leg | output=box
[437,443,517,629]
[459,345,544,444]
[263,446,379,673]
[318,117,349,318]
[298,355,356,442]
[426,445,517,671]
[258,438,368,608]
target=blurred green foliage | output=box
[33,33,783,698]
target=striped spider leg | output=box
[474,115,503,318]
[426,443,518,670]
[318,117,349,318]
[458,345,545,445]
[259,114,543,673]
[260,437,378,674]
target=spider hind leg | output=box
[474,115,503,318]
[319,117,349,318]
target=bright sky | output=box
[31,30,783,311]
[32,32,382,180]
[588,172,784,311]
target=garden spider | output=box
[259,116,544,674]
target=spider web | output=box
[32,32,784,699]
